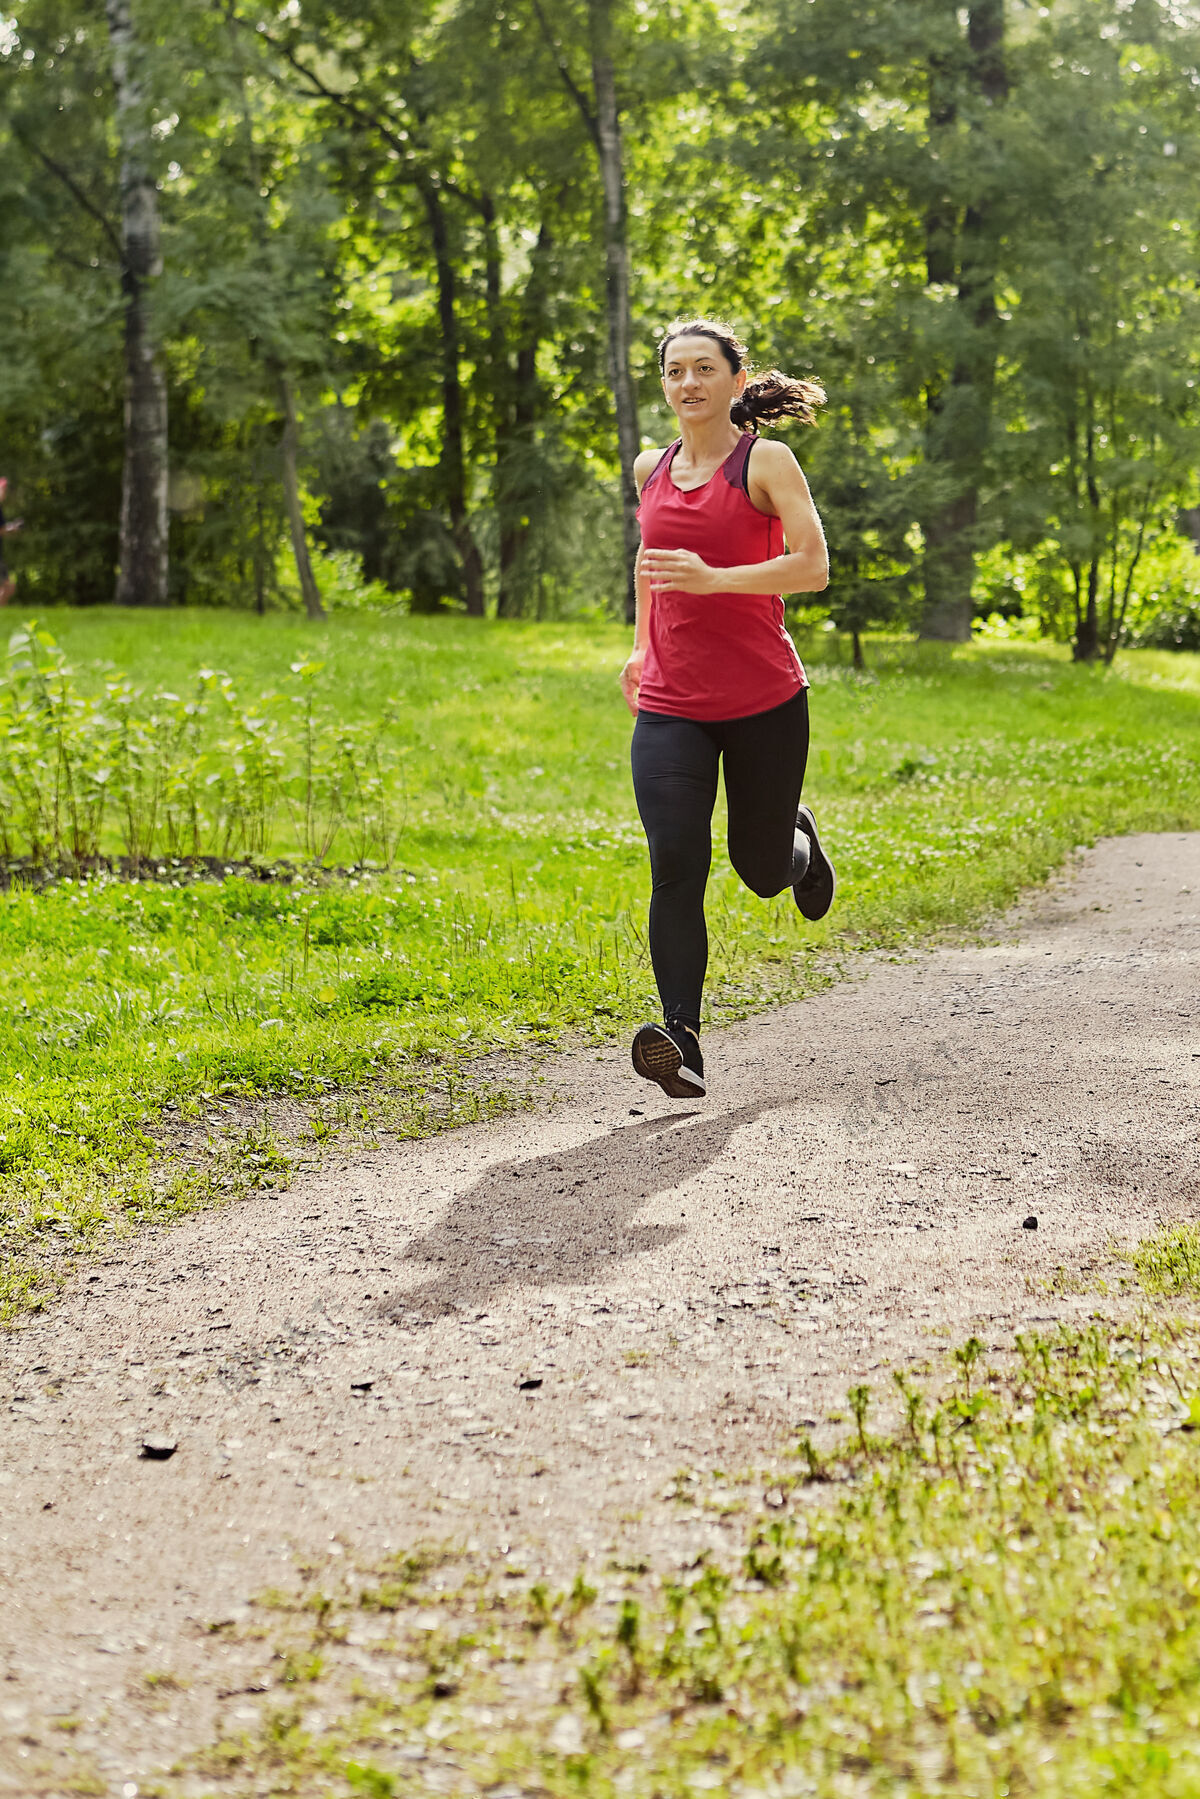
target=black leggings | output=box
[630,688,809,1033]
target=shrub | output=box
[0,625,398,867]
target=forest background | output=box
[4,0,1200,663]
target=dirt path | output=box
[3,832,1199,1796]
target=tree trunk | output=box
[919,7,963,639]
[498,216,555,618]
[919,0,1007,642]
[923,12,958,290]
[483,190,520,620]
[1103,480,1153,665]
[531,0,640,621]
[1176,505,1200,553]
[417,171,486,618]
[1073,558,1101,662]
[105,0,168,607]
[278,373,324,620]
[239,69,322,620]
[589,0,640,625]
[1073,389,1102,661]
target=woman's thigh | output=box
[631,710,720,884]
[720,688,810,898]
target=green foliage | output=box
[1135,604,1200,652]
[4,0,1200,638]
[284,550,409,617]
[0,624,396,865]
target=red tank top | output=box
[635,435,807,722]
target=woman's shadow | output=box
[377,1100,768,1321]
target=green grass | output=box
[3,611,1200,1319]
[1129,1225,1200,1298]
[178,1311,1200,1799]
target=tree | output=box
[530,0,640,623]
[2,0,129,602]
[6,0,1200,644]
[997,2,1200,662]
[917,0,1009,642]
[105,0,168,604]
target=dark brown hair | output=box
[657,317,826,433]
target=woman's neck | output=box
[676,416,742,466]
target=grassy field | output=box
[2,611,1200,1319]
[176,1254,1200,1799]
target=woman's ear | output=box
[733,370,747,398]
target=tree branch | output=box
[14,130,124,263]
[220,3,414,164]
[529,0,600,150]
[223,5,492,216]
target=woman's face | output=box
[660,335,746,427]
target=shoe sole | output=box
[632,1027,707,1100]
[793,804,836,921]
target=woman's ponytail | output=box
[730,369,826,434]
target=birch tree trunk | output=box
[105,0,168,607]
[589,0,640,625]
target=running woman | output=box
[620,318,834,1100]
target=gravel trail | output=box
[2,832,1198,1795]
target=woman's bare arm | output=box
[619,449,666,713]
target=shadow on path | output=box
[381,1100,770,1319]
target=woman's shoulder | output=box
[635,443,676,494]
[747,436,802,474]
[746,435,808,504]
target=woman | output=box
[620,318,834,1100]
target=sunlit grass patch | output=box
[1129,1223,1200,1297]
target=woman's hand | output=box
[640,548,716,594]
[619,648,645,716]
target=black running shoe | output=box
[793,804,836,921]
[631,1020,706,1100]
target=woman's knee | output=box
[730,847,788,900]
[650,831,710,892]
